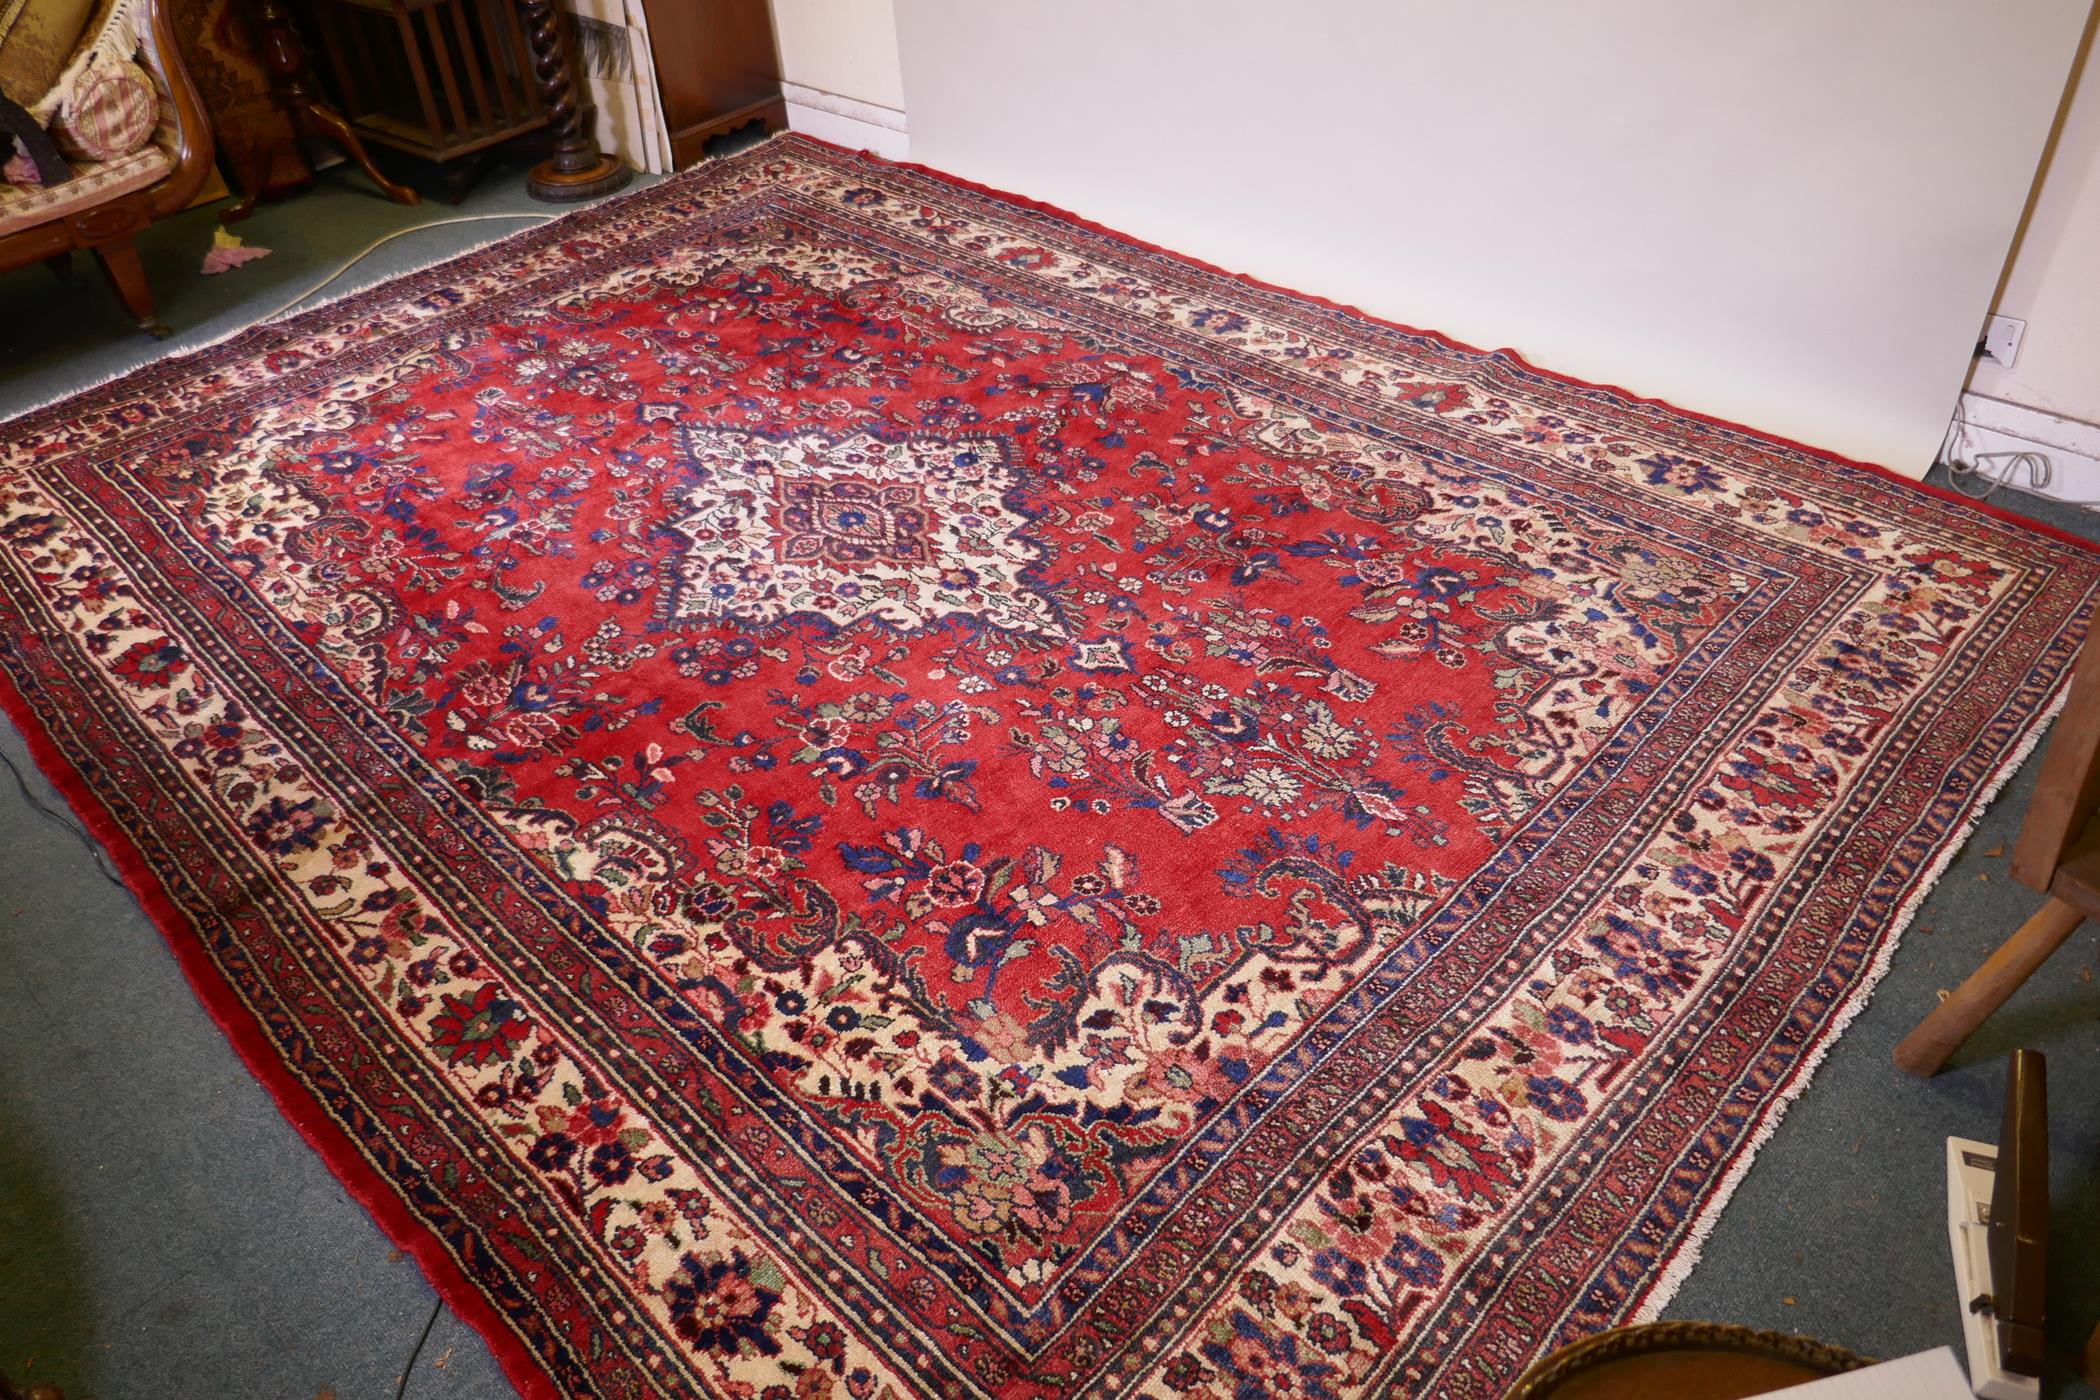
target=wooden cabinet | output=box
[635,0,782,168]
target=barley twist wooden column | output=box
[516,0,629,201]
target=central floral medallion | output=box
[669,424,1064,636]
[777,476,930,567]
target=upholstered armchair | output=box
[0,0,213,335]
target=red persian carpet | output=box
[3,136,2096,1398]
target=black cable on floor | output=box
[0,743,125,887]
[394,1300,443,1400]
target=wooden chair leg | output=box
[91,238,170,338]
[1893,896,2086,1077]
[2086,1320,2099,1389]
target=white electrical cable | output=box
[1947,449,2055,501]
[1938,393,2100,509]
[253,212,559,325]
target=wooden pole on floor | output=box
[1892,896,2086,1077]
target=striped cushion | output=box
[50,53,152,158]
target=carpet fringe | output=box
[2,228,524,426]
[4,135,827,432]
[1634,673,2073,1322]
[0,135,812,430]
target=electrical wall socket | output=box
[1982,313,2026,368]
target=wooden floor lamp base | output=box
[526,152,630,202]
[516,0,629,205]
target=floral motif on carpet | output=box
[1,136,2094,1399]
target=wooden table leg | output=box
[243,0,420,212]
[516,0,628,202]
[1893,896,2086,1077]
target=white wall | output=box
[1945,15,2100,504]
[771,0,909,158]
[894,0,2091,475]
[1970,21,2100,426]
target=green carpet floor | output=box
[2,158,2096,1398]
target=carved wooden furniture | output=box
[0,0,217,334]
[1895,596,2100,1076]
[240,0,771,207]
[306,0,625,202]
[169,0,314,209]
[635,0,781,170]
[309,0,550,198]
[231,0,418,216]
